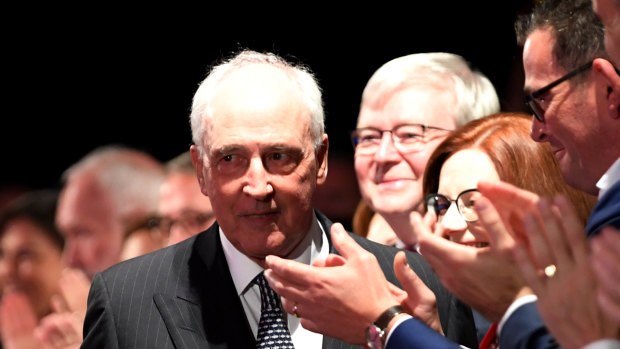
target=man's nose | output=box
[242,158,274,199]
[374,132,401,163]
[530,118,549,142]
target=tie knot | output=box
[252,272,280,311]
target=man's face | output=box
[192,65,328,266]
[354,86,456,217]
[524,28,601,193]
[158,172,215,245]
[56,174,124,279]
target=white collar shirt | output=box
[596,156,620,199]
[220,211,329,349]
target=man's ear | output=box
[593,58,620,120]
[316,134,329,186]
[190,144,209,197]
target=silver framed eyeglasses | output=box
[351,124,452,155]
[425,188,481,222]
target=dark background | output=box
[2,3,534,220]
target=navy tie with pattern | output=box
[253,272,295,349]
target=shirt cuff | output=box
[497,294,538,336]
[581,339,620,349]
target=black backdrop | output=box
[3,2,533,194]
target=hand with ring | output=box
[512,195,619,348]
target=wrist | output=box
[366,305,406,349]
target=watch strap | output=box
[374,305,406,331]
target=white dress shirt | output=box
[220,212,329,349]
[596,156,620,199]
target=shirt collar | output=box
[220,211,328,296]
[596,157,620,199]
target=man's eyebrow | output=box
[210,145,243,157]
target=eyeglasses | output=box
[351,124,452,155]
[524,61,593,122]
[425,189,481,222]
[157,211,213,235]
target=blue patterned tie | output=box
[253,272,295,349]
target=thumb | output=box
[394,251,427,301]
[330,222,365,259]
[475,196,515,251]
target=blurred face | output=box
[120,228,164,261]
[56,174,124,279]
[436,149,500,246]
[159,172,215,245]
[0,218,64,319]
[355,86,456,217]
[524,28,601,193]
[192,65,328,267]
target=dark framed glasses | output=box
[425,188,481,222]
[524,61,593,122]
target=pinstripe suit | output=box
[81,211,477,348]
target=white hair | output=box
[62,145,165,223]
[190,50,325,155]
[361,52,500,127]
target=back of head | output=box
[515,0,612,70]
[361,52,500,127]
[190,50,325,154]
[62,145,165,226]
[423,113,597,224]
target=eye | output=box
[215,153,247,174]
[264,150,300,174]
[271,153,286,161]
[395,126,423,142]
[357,130,381,143]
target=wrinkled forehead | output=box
[201,66,312,151]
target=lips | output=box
[376,178,414,190]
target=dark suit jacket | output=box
[586,179,620,236]
[81,211,477,348]
[498,179,620,349]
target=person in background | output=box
[158,150,214,246]
[352,52,500,251]
[0,190,65,349]
[351,52,500,340]
[119,215,165,261]
[265,113,597,349]
[81,49,477,348]
[36,145,165,348]
[418,0,620,348]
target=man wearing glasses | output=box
[351,52,499,252]
[350,52,500,343]
[418,1,620,348]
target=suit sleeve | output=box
[387,317,463,349]
[498,301,559,349]
[81,273,120,349]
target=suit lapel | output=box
[586,180,620,236]
[154,223,255,348]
